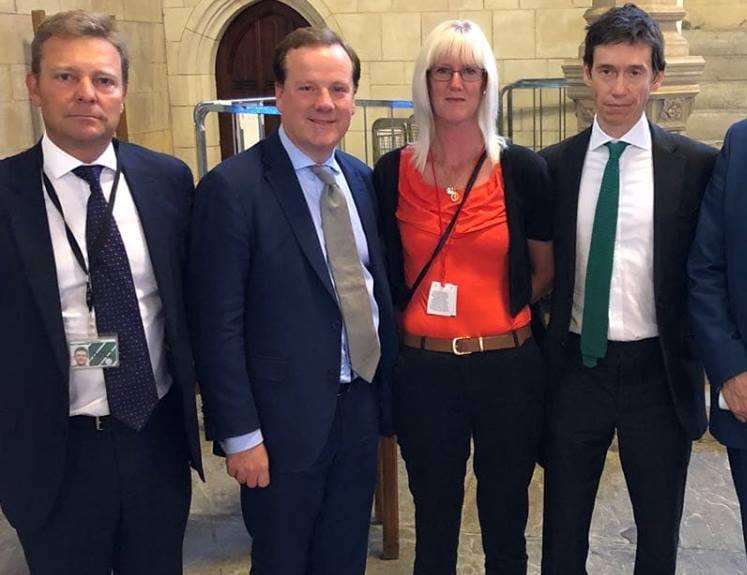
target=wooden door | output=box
[215,0,308,159]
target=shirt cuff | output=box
[220,429,263,454]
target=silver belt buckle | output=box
[451,337,471,355]
[95,416,104,431]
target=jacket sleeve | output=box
[687,124,747,388]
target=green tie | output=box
[580,141,629,368]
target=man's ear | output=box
[583,64,593,88]
[26,73,41,107]
[651,69,664,92]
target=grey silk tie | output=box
[311,164,381,383]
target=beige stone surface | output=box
[132,128,173,153]
[357,0,392,12]
[484,0,519,8]
[123,0,163,22]
[502,57,549,84]
[0,0,16,12]
[369,61,407,86]
[164,6,192,42]
[0,101,35,150]
[520,0,572,7]
[168,74,215,106]
[421,11,459,38]
[14,0,60,14]
[0,15,32,65]
[492,9,535,59]
[449,0,483,9]
[338,13,382,61]
[370,83,410,100]
[536,8,586,58]
[0,66,11,102]
[381,13,420,61]
[392,0,448,11]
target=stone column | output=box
[563,0,705,134]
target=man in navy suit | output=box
[0,10,202,574]
[689,118,747,555]
[189,27,396,575]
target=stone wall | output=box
[0,0,172,159]
[1,0,746,164]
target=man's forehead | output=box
[591,41,653,65]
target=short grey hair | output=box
[411,20,505,173]
[31,10,129,87]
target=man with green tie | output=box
[539,4,717,574]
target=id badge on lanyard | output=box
[43,159,122,370]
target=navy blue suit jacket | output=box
[188,131,397,472]
[689,119,747,448]
[0,141,203,533]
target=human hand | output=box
[225,442,270,488]
[722,372,747,423]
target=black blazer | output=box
[0,141,204,533]
[541,123,717,440]
[373,144,552,316]
[188,131,398,472]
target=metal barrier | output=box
[498,78,570,150]
[194,97,414,178]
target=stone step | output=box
[692,81,747,111]
[687,109,745,143]
[684,28,747,57]
[699,54,747,82]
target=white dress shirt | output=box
[41,134,171,416]
[221,127,380,455]
[570,114,658,341]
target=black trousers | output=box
[241,377,379,575]
[728,447,747,558]
[17,388,192,575]
[394,337,545,575]
[542,335,691,575]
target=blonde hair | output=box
[411,20,505,173]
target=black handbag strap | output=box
[402,149,488,309]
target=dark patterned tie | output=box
[73,165,158,430]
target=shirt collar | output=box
[278,126,340,175]
[41,133,117,180]
[589,113,651,152]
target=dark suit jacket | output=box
[0,140,203,533]
[541,122,717,440]
[188,131,397,472]
[688,119,747,448]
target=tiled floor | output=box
[2,434,745,574]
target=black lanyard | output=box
[42,160,122,312]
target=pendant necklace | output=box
[429,156,460,203]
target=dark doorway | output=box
[215,0,309,160]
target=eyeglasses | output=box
[428,65,485,83]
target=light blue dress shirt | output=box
[221,127,380,455]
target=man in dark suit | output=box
[689,118,747,556]
[0,10,202,574]
[540,4,716,574]
[188,27,396,575]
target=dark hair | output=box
[31,10,129,87]
[583,3,665,73]
[273,27,361,90]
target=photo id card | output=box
[426,281,458,317]
[69,335,120,370]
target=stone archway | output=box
[163,0,333,174]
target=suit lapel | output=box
[560,128,592,286]
[261,133,337,300]
[650,123,686,300]
[7,143,69,378]
[116,142,177,325]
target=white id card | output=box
[69,335,120,370]
[426,281,458,317]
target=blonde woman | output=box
[374,20,553,574]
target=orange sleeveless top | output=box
[397,147,531,338]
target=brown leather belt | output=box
[401,325,532,355]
